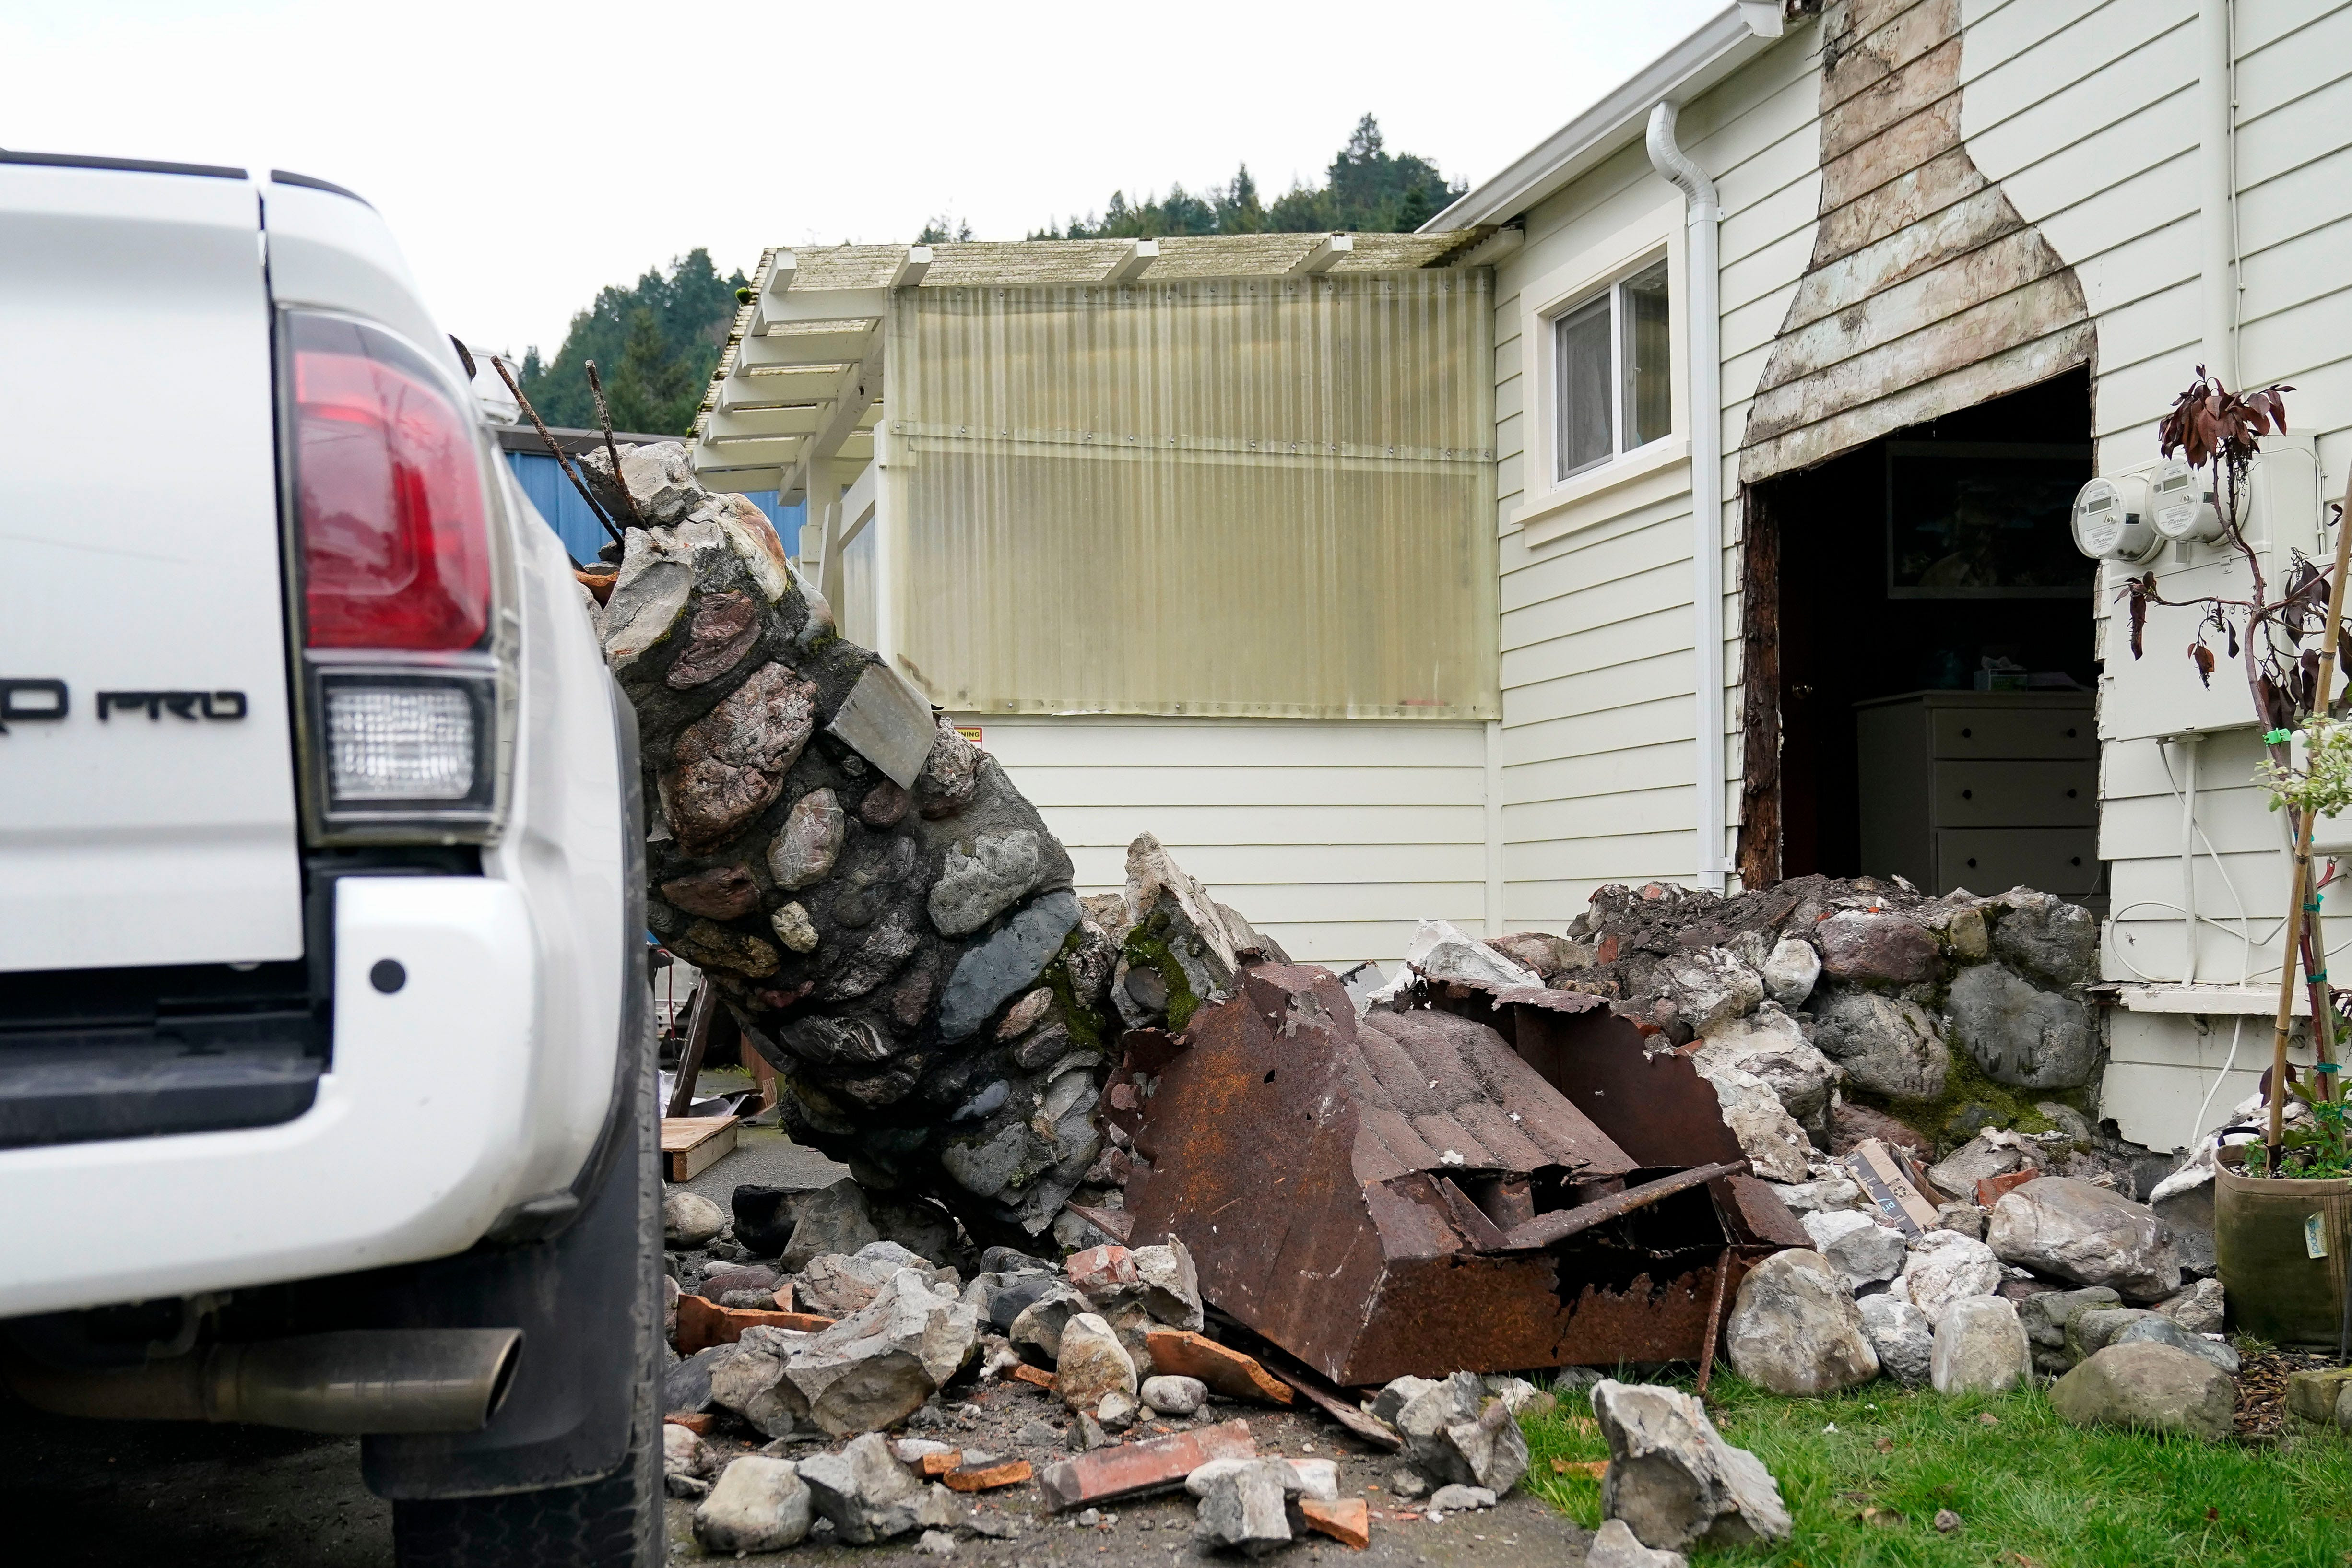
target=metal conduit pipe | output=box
[1647,100,1728,892]
[2,1328,523,1436]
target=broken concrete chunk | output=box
[825,662,939,790]
[1696,1062,1812,1183]
[1987,1177,2181,1302]
[1372,917,1541,1000]
[1191,1458,1297,1556]
[1429,1483,1496,1511]
[1654,947,1765,1036]
[1692,1004,1839,1125]
[1799,1209,1906,1290]
[1009,1282,1089,1360]
[1054,1311,1138,1410]
[1723,1249,1879,1396]
[785,1268,979,1435]
[1592,1380,1792,1549]
[1130,1238,1206,1332]
[1890,1229,2004,1325]
[1585,1516,1691,1568]
[797,1432,958,1543]
[706,1329,809,1439]
[1389,1372,1526,1495]
[693,1456,813,1553]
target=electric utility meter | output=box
[2149,458,2223,542]
[2071,473,2158,562]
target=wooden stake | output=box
[666,986,715,1120]
[2269,466,2352,1156]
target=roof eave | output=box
[1421,6,1777,233]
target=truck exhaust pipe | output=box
[3,1328,522,1435]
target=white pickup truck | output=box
[0,150,660,1566]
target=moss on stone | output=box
[1855,1045,2088,1152]
[1044,927,1111,1054]
[1122,911,1201,1032]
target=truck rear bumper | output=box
[0,875,545,1318]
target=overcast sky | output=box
[6,0,1726,358]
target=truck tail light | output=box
[282,311,508,841]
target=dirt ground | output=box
[667,1378,1589,1567]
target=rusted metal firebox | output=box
[1095,963,1801,1388]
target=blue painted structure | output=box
[502,447,803,564]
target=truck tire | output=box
[388,1047,662,1568]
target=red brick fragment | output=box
[674,1292,833,1355]
[1008,1364,1057,1390]
[944,1459,1033,1492]
[918,1450,963,1477]
[1037,1418,1255,1511]
[1144,1330,1293,1405]
[1300,1497,1370,1550]
[663,1412,714,1434]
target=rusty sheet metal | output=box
[1112,963,1794,1386]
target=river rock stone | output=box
[1857,1295,1933,1387]
[929,829,1043,937]
[2155,1278,2225,1336]
[2066,1306,2157,1366]
[1696,1063,1813,1183]
[1591,1380,1792,1549]
[664,1190,726,1249]
[1930,1296,2030,1394]
[694,1456,814,1552]
[1800,1208,1907,1289]
[666,1422,715,1483]
[1693,1004,1840,1125]
[1889,1229,2002,1325]
[938,890,1083,1041]
[667,590,762,689]
[663,662,818,853]
[799,1432,958,1544]
[1987,1178,2180,1301]
[2050,1342,2235,1441]
[766,788,847,891]
[1991,891,2098,989]
[1141,1374,1208,1415]
[2017,1285,2120,1371]
[1724,1249,1879,1394]
[770,901,818,952]
[1816,910,1940,986]
[1008,1283,1089,1360]
[1054,1312,1136,1410]
[1948,964,2098,1089]
[661,863,761,919]
[1808,987,1950,1101]
[1760,937,1821,1008]
[1585,1517,1691,1568]
[2112,1313,2239,1373]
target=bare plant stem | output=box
[492,355,624,547]
[585,360,644,527]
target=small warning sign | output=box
[955,726,983,746]
[2306,1212,2329,1260]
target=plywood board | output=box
[662,1116,739,1182]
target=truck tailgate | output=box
[0,163,303,972]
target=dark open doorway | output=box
[1744,369,2100,897]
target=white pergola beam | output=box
[1104,238,1159,283]
[891,245,933,289]
[1289,232,1354,275]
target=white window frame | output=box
[1553,257,1673,482]
[1514,198,1690,545]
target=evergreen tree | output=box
[515,248,746,435]
[1026,116,1461,241]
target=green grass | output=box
[1519,1373,2352,1568]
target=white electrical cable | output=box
[2192,1014,2247,1147]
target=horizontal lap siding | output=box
[961,715,1489,969]
[1491,29,1823,927]
[1961,0,2352,1026]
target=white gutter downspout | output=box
[1648,100,1728,893]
